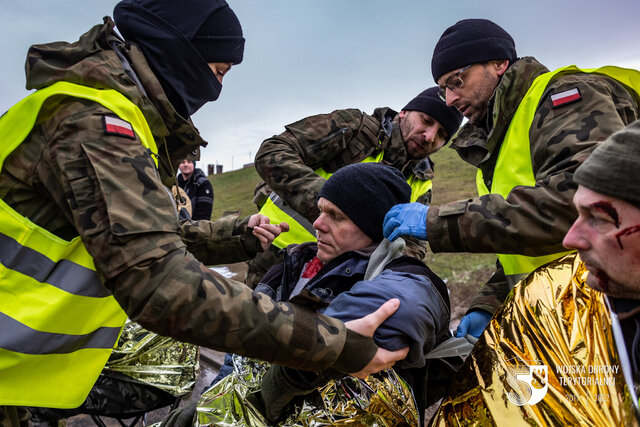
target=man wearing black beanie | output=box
[248,86,462,287]
[384,18,640,339]
[197,163,451,425]
[1,0,409,419]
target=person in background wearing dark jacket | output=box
[178,159,214,220]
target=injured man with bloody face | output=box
[430,119,640,425]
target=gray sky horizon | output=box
[3,0,640,172]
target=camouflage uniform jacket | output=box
[0,18,377,373]
[426,57,640,313]
[255,107,434,259]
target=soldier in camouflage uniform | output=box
[0,1,406,424]
[248,87,462,287]
[384,18,640,338]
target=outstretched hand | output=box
[247,214,289,251]
[345,299,409,379]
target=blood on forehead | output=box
[591,201,620,228]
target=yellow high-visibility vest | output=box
[260,150,432,249]
[477,65,640,284]
[0,81,157,408]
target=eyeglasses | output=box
[438,65,472,101]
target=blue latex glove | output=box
[456,310,492,338]
[383,203,428,241]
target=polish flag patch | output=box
[550,88,582,109]
[103,115,135,139]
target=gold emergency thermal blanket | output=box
[104,320,199,397]
[431,253,638,426]
[195,356,419,426]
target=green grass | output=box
[208,146,477,219]
[430,146,479,205]
[207,148,496,324]
[209,166,262,220]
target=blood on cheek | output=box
[615,225,640,250]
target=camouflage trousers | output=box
[0,407,30,427]
[468,260,512,315]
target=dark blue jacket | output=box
[255,241,451,369]
[254,241,451,422]
[177,168,213,220]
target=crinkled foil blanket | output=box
[195,356,418,426]
[104,320,199,397]
[432,253,638,426]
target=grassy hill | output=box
[206,148,495,324]
[209,147,483,219]
[210,166,261,220]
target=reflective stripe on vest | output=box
[476,65,640,280]
[261,150,433,248]
[0,81,157,408]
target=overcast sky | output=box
[3,0,640,172]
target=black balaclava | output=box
[113,0,244,118]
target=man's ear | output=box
[398,110,407,119]
[494,59,510,77]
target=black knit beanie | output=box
[318,163,411,243]
[403,87,463,138]
[192,5,244,65]
[574,119,640,209]
[431,19,517,82]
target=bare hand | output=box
[345,299,409,379]
[247,214,290,251]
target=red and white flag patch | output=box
[550,88,582,109]
[103,115,135,139]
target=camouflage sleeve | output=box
[415,188,432,206]
[179,214,262,265]
[402,190,431,260]
[428,73,639,256]
[402,235,427,261]
[467,261,511,315]
[43,103,378,374]
[254,109,367,223]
